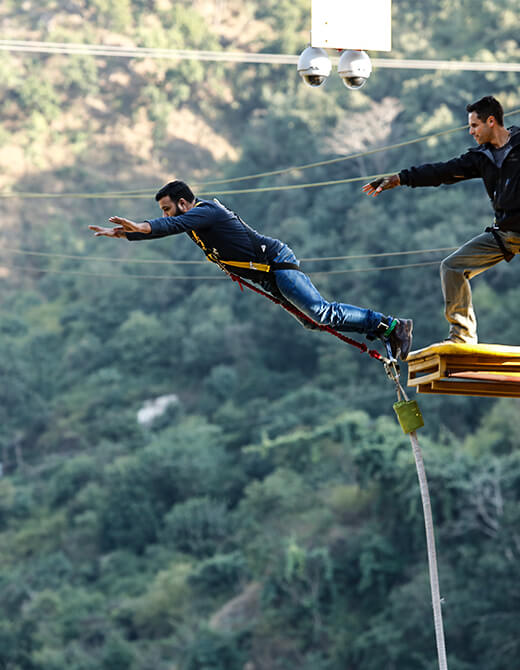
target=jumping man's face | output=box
[158,195,180,217]
[468,111,494,145]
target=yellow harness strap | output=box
[190,229,271,273]
[218,259,271,272]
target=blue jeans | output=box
[272,245,386,336]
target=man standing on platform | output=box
[363,96,520,344]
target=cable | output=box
[0,172,395,198]
[203,105,520,185]
[24,101,520,195]
[0,174,391,199]
[3,104,520,200]
[0,125,489,198]
[194,101,519,186]
[193,125,470,186]
[0,247,207,265]
[0,245,458,264]
[0,262,224,280]
[0,41,304,63]
[3,39,520,73]
[1,40,520,200]
[0,258,442,281]
[311,260,441,275]
[302,247,457,261]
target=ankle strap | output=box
[383,318,398,338]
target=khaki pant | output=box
[440,229,520,343]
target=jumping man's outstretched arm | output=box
[89,217,151,238]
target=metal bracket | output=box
[381,342,410,403]
[384,357,401,384]
[382,339,401,384]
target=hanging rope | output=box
[410,429,449,670]
[387,368,449,670]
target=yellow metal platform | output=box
[406,342,520,398]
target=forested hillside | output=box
[1,1,520,668]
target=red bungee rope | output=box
[229,273,384,362]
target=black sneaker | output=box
[388,318,413,360]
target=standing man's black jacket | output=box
[399,125,520,232]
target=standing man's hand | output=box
[362,174,401,197]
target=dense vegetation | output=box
[1,1,520,668]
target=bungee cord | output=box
[387,368,448,670]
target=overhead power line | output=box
[0,40,501,282]
[0,245,458,265]
[197,104,520,186]
[313,260,442,275]
[2,106,520,201]
[9,111,458,194]
[0,172,395,199]
[0,258,443,281]
[2,39,520,72]
[0,120,473,198]
[0,263,224,280]
[302,247,457,262]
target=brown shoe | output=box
[387,318,414,360]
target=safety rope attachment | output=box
[228,272,385,362]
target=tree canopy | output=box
[1,1,520,668]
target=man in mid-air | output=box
[90,180,413,359]
[364,95,520,344]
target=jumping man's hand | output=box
[89,217,152,238]
[108,217,151,234]
[88,225,127,238]
[362,174,400,197]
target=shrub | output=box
[189,552,248,596]
[161,497,234,558]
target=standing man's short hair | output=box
[466,96,504,126]
[155,180,195,203]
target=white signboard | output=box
[311,0,392,51]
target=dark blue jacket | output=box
[127,199,283,271]
[399,125,520,231]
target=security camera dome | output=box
[337,49,372,90]
[297,46,332,87]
